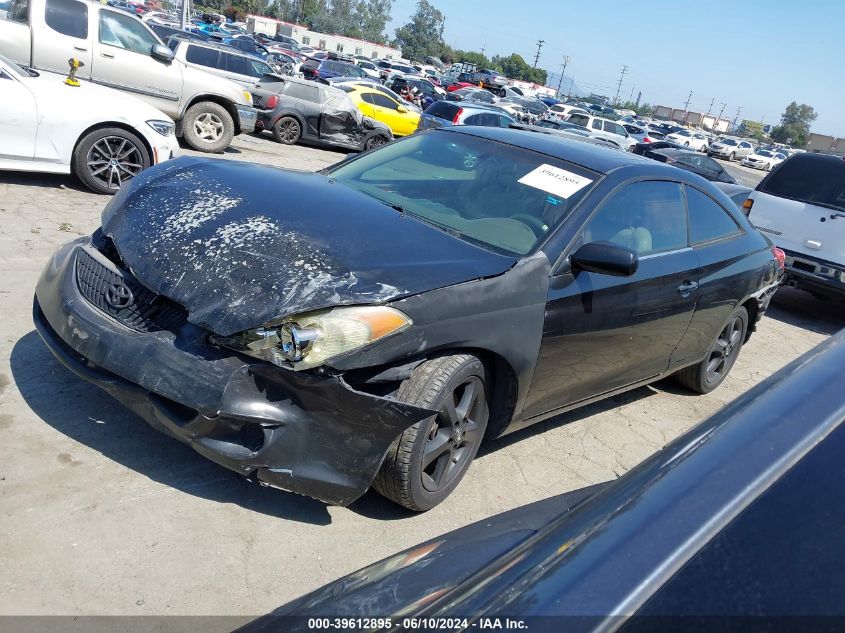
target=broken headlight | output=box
[210,306,412,370]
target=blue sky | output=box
[387,0,844,136]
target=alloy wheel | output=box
[194,112,225,142]
[705,316,744,385]
[86,136,143,191]
[421,376,485,493]
[279,119,300,143]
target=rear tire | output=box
[676,306,748,394]
[73,127,150,195]
[182,101,234,153]
[272,116,302,145]
[373,354,489,511]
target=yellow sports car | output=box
[345,85,421,137]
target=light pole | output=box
[555,55,571,97]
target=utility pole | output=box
[533,40,544,69]
[715,102,727,132]
[555,55,571,96]
[683,90,693,111]
[706,97,715,116]
[732,106,743,129]
[628,84,635,104]
[613,65,628,105]
[566,75,575,99]
[439,16,446,41]
[480,35,487,57]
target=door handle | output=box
[73,46,87,52]
[678,280,699,295]
[101,51,115,59]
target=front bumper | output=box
[151,134,180,165]
[236,106,258,134]
[741,159,767,170]
[33,238,434,505]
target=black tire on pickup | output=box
[373,354,489,511]
[181,101,234,153]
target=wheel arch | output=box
[70,122,153,177]
[741,296,759,342]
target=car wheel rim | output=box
[280,120,299,142]
[421,376,485,493]
[367,136,385,149]
[705,316,743,384]
[86,136,143,190]
[194,112,225,142]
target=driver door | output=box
[522,180,700,419]
[0,69,38,161]
[369,92,416,137]
[91,8,182,114]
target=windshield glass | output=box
[326,132,600,255]
[722,138,738,146]
[0,53,33,77]
[757,150,774,157]
[759,156,845,212]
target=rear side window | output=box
[424,100,460,122]
[685,186,740,244]
[45,0,87,38]
[370,93,399,109]
[224,52,251,76]
[283,81,320,102]
[567,114,589,127]
[185,45,220,69]
[758,155,845,212]
[591,120,602,130]
[464,113,501,127]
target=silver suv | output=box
[565,113,637,150]
[417,101,514,131]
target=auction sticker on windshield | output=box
[518,164,593,199]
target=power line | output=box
[555,55,571,96]
[613,65,628,105]
[533,40,544,69]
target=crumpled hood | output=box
[102,157,516,336]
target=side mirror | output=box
[570,241,638,277]
[151,43,175,63]
[396,105,408,113]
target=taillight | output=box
[265,95,279,109]
[643,137,652,143]
[772,246,785,271]
[742,198,754,216]
[452,107,463,124]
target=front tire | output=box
[373,354,489,511]
[676,306,748,394]
[73,127,150,194]
[182,101,234,153]
[364,134,388,150]
[729,151,736,161]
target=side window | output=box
[249,60,272,78]
[185,45,220,69]
[591,119,603,130]
[686,186,740,244]
[45,0,87,38]
[371,93,399,110]
[702,156,723,174]
[464,113,499,127]
[360,92,374,105]
[283,81,320,102]
[499,115,513,128]
[224,53,251,76]
[99,10,158,54]
[583,181,688,256]
[8,0,30,23]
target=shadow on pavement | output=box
[10,330,334,525]
[0,171,92,193]
[766,286,845,336]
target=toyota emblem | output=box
[105,282,133,309]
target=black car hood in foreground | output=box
[102,157,516,336]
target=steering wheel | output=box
[510,213,548,237]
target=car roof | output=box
[177,38,255,57]
[441,126,658,174]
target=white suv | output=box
[746,153,845,299]
[565,113,636,150]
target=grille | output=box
[75,248,188,333]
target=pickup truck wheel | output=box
[373,354,489,511]
[676,306,748,394]
[73,127,150,195]
[182,102,234,153]
[272,117,302,145]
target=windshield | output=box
[757,150,774,157]
[0,53,34,77]
[722,139,738,146]
[326,132,600,255]
[759,155,845,213]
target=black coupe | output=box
[34,128,783,511]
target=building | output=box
[246,15,401,60]
[653,105,729,132]
[807,133,845,157]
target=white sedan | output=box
[0,55,178,194]
[666,129,709,151]
[741,149,787,171]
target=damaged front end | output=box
[33,235,435,506]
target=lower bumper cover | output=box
[782,249,845,298]
[237,106,258,134]
[33,239,434,505]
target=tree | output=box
[223,4,247,20]
[771,101,817,147]
[393,0,444,62]
[359,0,393,44]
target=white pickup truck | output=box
[0,0,256,152]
